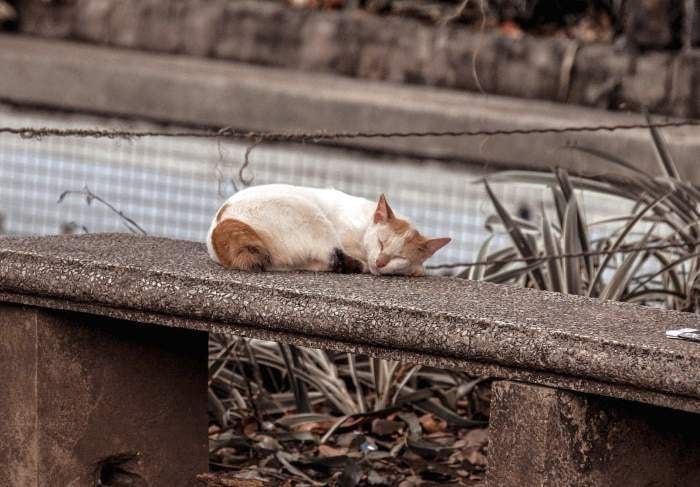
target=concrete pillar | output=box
[487,381,700,487]
[0,304,208,486]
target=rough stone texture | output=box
[0,302,208,486]
[7,35,700,183]
[620,52,674,112]
[623,0,681,50]
[689,0,700,47]
[11,0,699,117]
[4,288,700,415]
[488,381,700,486]
[0,234,699,413]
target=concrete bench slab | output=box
[0,233,698,412]
[1,234,699,485]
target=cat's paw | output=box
[408,267,425,277]
[331,248,365,274]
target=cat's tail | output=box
[210,219,272,271]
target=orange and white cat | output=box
[206,184,450,276]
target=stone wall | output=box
[13,0,700,117]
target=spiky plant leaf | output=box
[483,180,546,289]
[561,197,583,295]
[541,206,563,292]
[566,144,651,176]
[556,169,593,280]
[627,250,700,297]
[462,234,494,280]
[646,111,680,180]
[600,225,656,301]
[587,191,669,296]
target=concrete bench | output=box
[1,234,698,486]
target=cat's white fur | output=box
[207,184,449,275]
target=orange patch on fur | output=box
[405,234,426,260]
[389,217,411,234]
[215,203,230,223]
[211,219,271,271]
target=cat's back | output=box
[226,184,320,205]
[226,184,367,212]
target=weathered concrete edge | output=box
[0,245,698,404]
[2,35,700,181]
[1,291,698,414]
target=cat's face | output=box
[363,194,451,276]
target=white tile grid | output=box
[0,109,633,270]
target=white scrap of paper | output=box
[666,328,700,340]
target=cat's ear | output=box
[374,194,395,224]
[423,237,451,257]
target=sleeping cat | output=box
[206,184,450,276]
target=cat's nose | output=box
[376,255,389,268]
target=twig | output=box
[240,139,261,187]
[57,185,148,236]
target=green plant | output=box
[472,122,700,312]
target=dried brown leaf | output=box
[318,444,349,458]
[463,428,488,448]
[465,449,488,467]
[418,413,447,434]
[371,418,403,436]
[291,419,337,433]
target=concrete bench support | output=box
[0,303,208,486]
[488,381,700,486]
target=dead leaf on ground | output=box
[197,472,267,487]
[463,428,489,448]
[291,419,338,433]
[318,444,349,457]
[367,469,390,486]
[397,475,422,487]
[419,413,447,434]
[465,449,488,467]
[242,418,259,438]
[371,418,403,436]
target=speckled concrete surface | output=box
[488,381,700,486]
[1,234,699,409]
[0,303,208,486]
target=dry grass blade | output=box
[275,451,323,486]
[646,112,680,180]
[541,206,563,292]
[462,234,493,279]
[391,365,421,405]
[275,413,335,429]
[556,169,593,280]
[562,197,583,295]
[484,260,545,284]
[209,339,238,386]
[484,170,634,200]
[279,343,311,414]
[566,144,651,176]
[627,250,700,297]
[600,225,656,301]
[347,353,367,413]
[209,388,228,427]
[586,192,670,297]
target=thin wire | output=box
[2,119,700,143]
[8,120,700,272]
[426,239,700,270]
